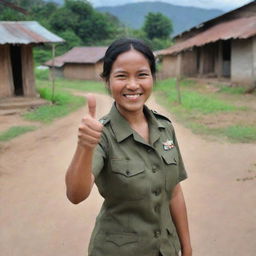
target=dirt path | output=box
[0,93,255,256]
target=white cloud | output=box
[88,0,253,11]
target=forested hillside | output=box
[97,1,223,35]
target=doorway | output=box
[222,40,231,77]
[10,45,23,95]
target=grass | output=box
[217,85,245,94]
[35,68,107,94]
[155,78,239,114]
[154,78,255,143]
[221,125,256,143]
[23,87,85,123]
[22,69,106,123]
[0,126,37,142]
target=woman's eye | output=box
[138,73,149,77]
[115,74,126,78]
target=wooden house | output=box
[45,47,108,81]
[0,21,64,98]
[157,1,256,87]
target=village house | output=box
[157,1,256,87]
[0,21,64,99]
[45,47,108,81]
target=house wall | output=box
[63,63,96,80]
[252,36,256,85]
[180,50,197,76]
[161,55,178,78]
[0,45,14,97]
[231,38,254,85]
[49,67,64,78]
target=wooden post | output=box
[176,53,182,104]
[51,44,56,103]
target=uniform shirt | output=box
[88,103,187,256]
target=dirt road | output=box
[1,93,255,256]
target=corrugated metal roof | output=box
[174,1,256,39]
[0,21,64,45]
[45,47,108,67]
[158,16,256,56]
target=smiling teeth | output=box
[125,94,140,99]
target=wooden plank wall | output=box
[0,45,14,98]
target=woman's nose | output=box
[126,79,139,90]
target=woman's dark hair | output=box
[101,38,156,81]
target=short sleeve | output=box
[92,133,107,179]
[172,126,188,183]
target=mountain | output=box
[97,1,224,36]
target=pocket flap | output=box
[106,232,138,246]
[161,151,177,165]
[111,159,145,177]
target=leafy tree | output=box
[143,12,173,40]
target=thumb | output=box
[87,93,96,118]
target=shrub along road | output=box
[0,93,255,256]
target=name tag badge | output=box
[163,140,174,151]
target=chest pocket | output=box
[161,148,179,193]
[109,159,147,200]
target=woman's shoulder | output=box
[151,109,172,124]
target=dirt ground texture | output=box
[0,93,256,256]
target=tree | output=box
[143,12,173,40]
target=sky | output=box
[88,0,253,11]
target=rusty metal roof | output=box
[158,16,256,56]
[45,47,108,67]
[0,21,64,45]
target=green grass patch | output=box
[35,68,49,80]
[23,87,85,123]
[0,126,37,141]
[217,85,245,94]
[36,76,107,94]
[154,78,254,143]
[155,79,238,114]
[221,125,256,143]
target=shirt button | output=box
[152,165,157,173]
[153,188,161,196]
[154,205,160,212]
[126,170,130,176]
[154,230,161,238]
[147,148,152,153]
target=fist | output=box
[78,94,103,149]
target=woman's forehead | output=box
[112,49,150,69]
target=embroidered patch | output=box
[163,140,174,151]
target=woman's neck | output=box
[117,106,146,126]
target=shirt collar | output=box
[109,103,166,143]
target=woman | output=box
[65,38,192,256]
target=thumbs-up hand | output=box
[78,94,103,149]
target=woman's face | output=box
[108,49,153,116]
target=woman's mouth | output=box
[123,93,142,99]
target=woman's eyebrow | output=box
[138,68,150,72]
[112,69,127,74]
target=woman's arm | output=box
[65,95,103,204]
[65,145,95,204]
[169,183,192,256]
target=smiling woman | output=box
[65,38,192,256]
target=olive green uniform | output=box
[89,103,187,256]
